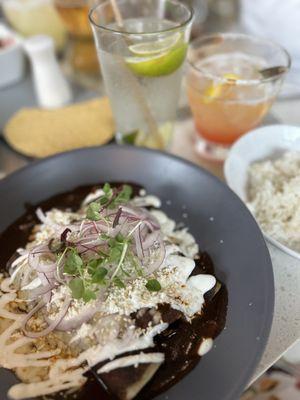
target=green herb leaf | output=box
[98,249,109,257]
[113,277,125,289]
[87,258,103,274]
[92,267,108,284]
[86,202,101,221]
[87,183,133,217]
[100,196,109,205]
[109,185,132,209]
[122,131,138,145]
[64,251,83,275]
[100,234,110,241]
[146,279,161,292]
[115,233,125,243]
[109,247,122,263]
[103,183,112,195]
[82,288,97,303]
[69,277,85,299]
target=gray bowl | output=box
[0,145,274,400]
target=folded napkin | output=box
[4,97,115,158]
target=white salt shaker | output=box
[23,35,72,108]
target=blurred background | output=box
[1,0,299,90]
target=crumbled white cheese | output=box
[150,210,176,236]
[69,323,94,343]
[98,263,215,318]
[150,210,198,258]
[132,195,161,208]
[32,209,81,246]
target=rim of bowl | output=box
[264,233,300,261]
[89,0,194,37]
[188,32,291,86]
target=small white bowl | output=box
[0,24,25,89]
[224,124,300,260]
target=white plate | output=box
[224,124,300,260]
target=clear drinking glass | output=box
[89,0,193,149]
[54,0,100,87]
[186,33,291,161]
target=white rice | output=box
[247,151,300,253]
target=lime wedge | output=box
[121,131,138,145]
[125,42,187,77]
[135,122,173,149]
[204,73,240,103]
[128,32,181,56]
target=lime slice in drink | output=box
[204,73,240,103]
[135,122,173,149]
[128,32,181,56]
[121,131,138,145]
[126,43,187,77]
[125,34,187,77]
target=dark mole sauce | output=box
[0,183,228,400]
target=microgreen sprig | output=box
[86,183,132,221]
[61,183,163,302]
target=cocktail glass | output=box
[186,33,290,161]
[89,0,193,149]
[54,0,100,87]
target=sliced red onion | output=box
[79,245,100,256]
[28,244,52,269]
[134,228,144,259]
[61,228,71,243]
[113,207,122,228]
[121,205,160,230]
[34,262,57,273]
[142,230,160,250]
[146,235,166,275]
[91,221,99,233]
[77,236,104,246]
[138,225,145,257]
[37,272,52,286]
[10,253,28,269]
[90,220,110,232]
[24,283,55,300]
[23,295,71,338]
[43,290,53,304]
[21,299,46,335]
[53,304,99,331]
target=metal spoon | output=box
[259,66,288,79]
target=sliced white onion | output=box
[23,296,71,338]
[46,304,98,331]
[36,207,47,224]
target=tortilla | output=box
[4,97,115,158]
